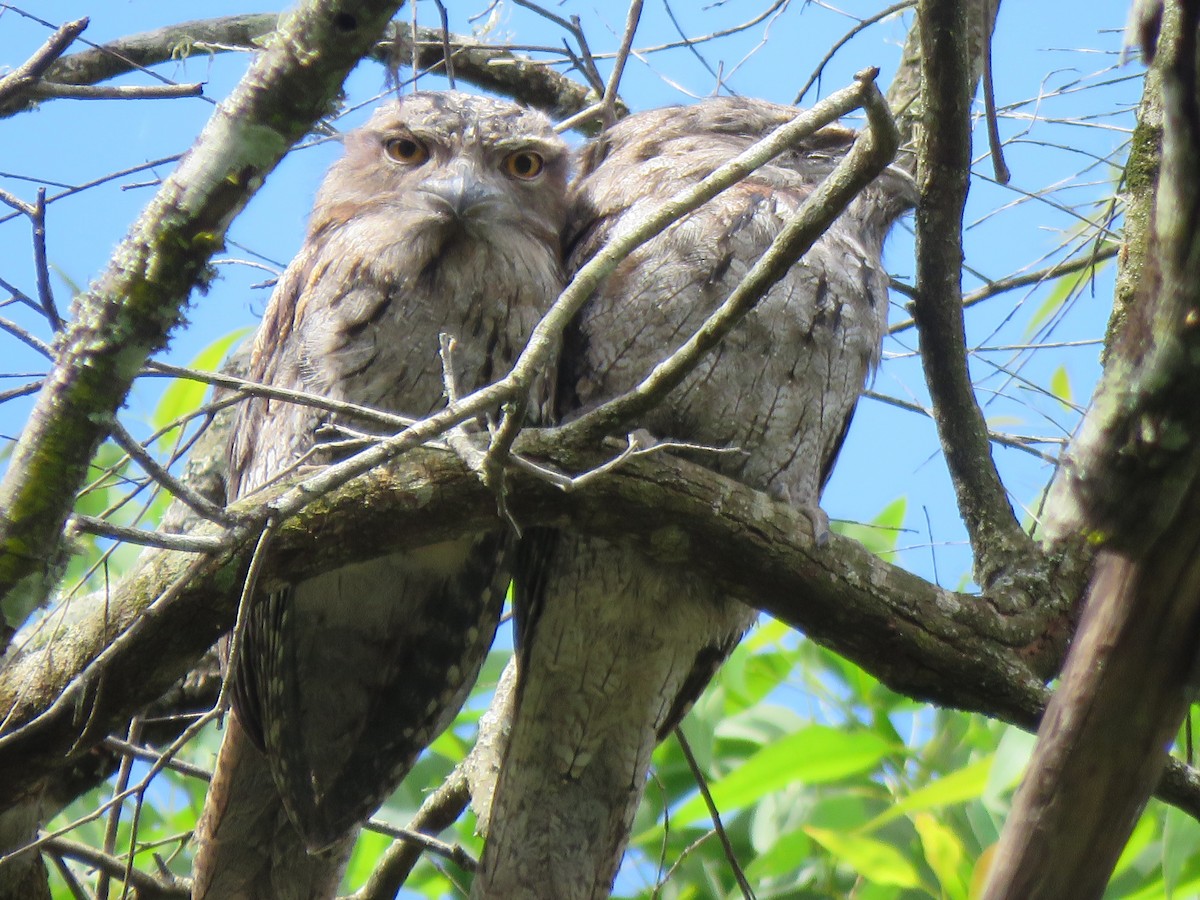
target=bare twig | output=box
[600,0,644,127]
[144,360,415,430]
[30,187,61,330]
[27,82,203,101]
[218,519,278,715]
[675,728,755,900]
[793,1,915,104]
[101,736,211,782]
[106,419,231,526]
[42,836,189,899]
[887,244,1120,334]
[97,717,142,900]
[0,15,88,106]
[0,315,53,357]
[360,817,475,874]
[980,17,1011,184]
[432,1,455,88]
[67,514,228,553]
[350,770,471,899]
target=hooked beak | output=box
[418,173,502,221]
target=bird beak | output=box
[419,172,502,220]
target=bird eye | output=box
[384,137,429,165]
[503,150,545,180]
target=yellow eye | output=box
[384,137,429,165]
[503,150,545,180]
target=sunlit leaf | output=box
[672,726,893,826]
[865,758,992,831]
[914,812,969,900]
[804,826,922,888]
[968,843,996,900]
[982,728,1035,810]
[152,327,251,448]
[832,496,908,557]
[1163,805,1200,897]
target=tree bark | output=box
[985,2,1200,896]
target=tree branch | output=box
[985,2,1200,896]
[0,13,599,125]
[0,426,1082,811]
[911,0,1039,591]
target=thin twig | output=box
[794,1,915,104]
[102,736,212,782]
[107,419,232,526]
[862,391,1059,463]
[26,81,203,101]
[144,360,416,430]
[351,767,471,898]
[67,514,229,552]
[219,519,278,714]
[0,185,34,216]
[887,243,1119,334]
[512,0,605,93]
[0,155,184,228]
[42,836,189,899]
[981,16,1010,184]
[675,728,755,900]
[432,0,455,88]
[360,818,476,873]
[0,314,53,357]
[600,0,644,127]
[98,717,142,900]
[438,334,489,478]
[47,850,92,900]
[30,187,62,330]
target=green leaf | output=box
[743,826,813,879]
[1022,252,1111,338]
[982,728,1035,810]
[152,327,251,447]
[342,828,390,891]
[672,726,893,826]
[1163,805,1200,897]
[1113,811,1158,880]
[864,757,992,831]
[914,812,969,900]
[1124,875,1200,900]
[1050,365,1073,408]
[832,496,907,557]
[804,826,921,888]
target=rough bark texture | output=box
[985,1,1200,897]
[0,428,1085,812]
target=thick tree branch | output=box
[0,425,1082,811]
[912,0,1038,591]
[0,0,408,642]
[0,13,599,124]
[985,2,1200,897]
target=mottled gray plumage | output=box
[473,97,915,900]
[192,92,568,900]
